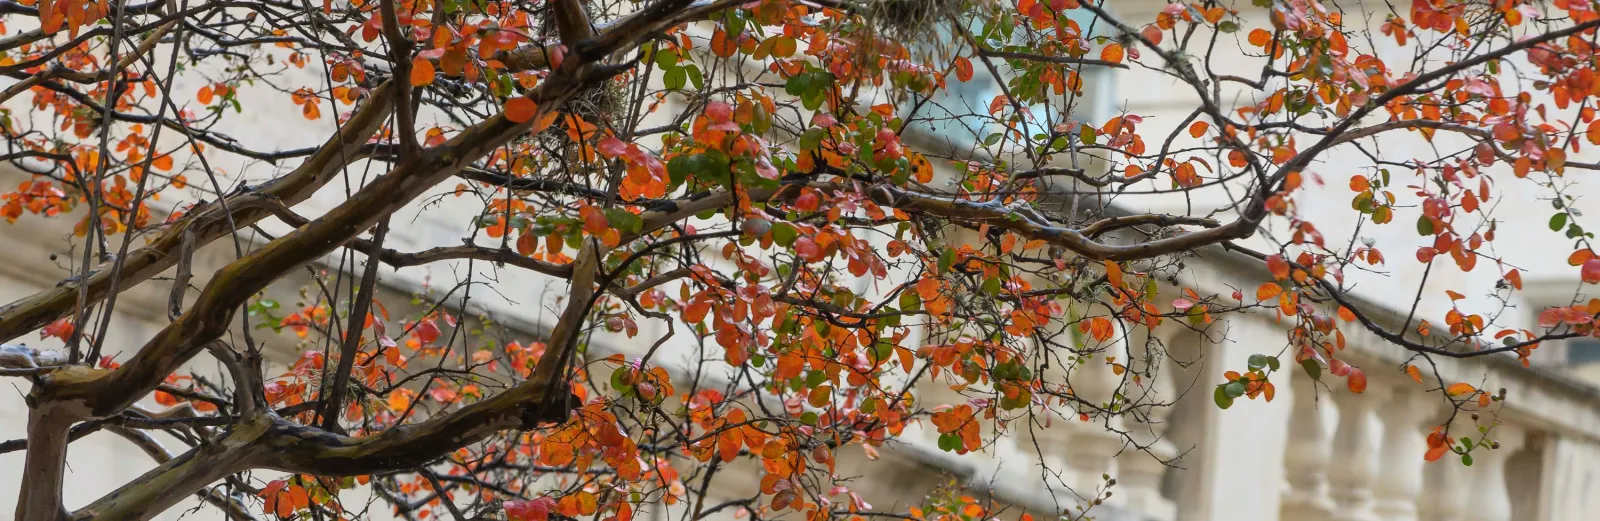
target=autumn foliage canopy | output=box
[3,0,1600,520]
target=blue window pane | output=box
[1570,338,1600,365]
[900,9,1116,147]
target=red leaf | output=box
[1583,259,1600,284]
[1140,25,1163,46]
[1265,254,1290,280]
[598,137,627,158]
[1329,358,1352,377]
[706,101,733,123]
[415,319,441,344]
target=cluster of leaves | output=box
[9,0,1600,520]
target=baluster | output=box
[1023,387,1076,498]
[1374,388,1431,521]
[1419,412,1472,521]
[1329,388,1381,521]
[1064,345,1124,497]
[1463,424,1525,521]
[1280,374,1336,521]
[1112,337,1177,521]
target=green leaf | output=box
[800,411,818,426]
[982,276,1002,296]
[801,88,826,111]
[610,368,632,392]
[805,370,827,388]
[1248,354,1268,371]
[1551,212,1568,232]
[685,64,705,90]
[1301,359,1322,381]
[1266,356,1281,371]
[667,155,693,186]
[938,248,955,274]
[785,74,812,96]
[800,128,825,151]
[899,290,921,311]
[1217,20,1240,33]
[1214,385,1235,409]
[1461,453,1474,466]
[771,222,798,247]
[1223,381,1246,398]
[1416,215,1435,236]
[605,209,643,234]
[654,48,680,68]
[1352,191,1374,213]
[663,67,687,91]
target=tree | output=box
[1,0,1597,519]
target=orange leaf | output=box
[953,56,974,82]
[1405,365,1423,383]
[1346,368,1367,393]
[1103,260,1124,288]
[1100,43,1125,64]
[1569,249,1595,267]
[1248,28,1273,47]
[410,57,436,86]
[1256,282,1283,301]
[1445,382,1475,397]
[1349,175,1370,192]
[505,97,539,123]
[1337,306,1356,322]
[1188,121,1209,138]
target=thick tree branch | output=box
[105,427,260,521]
[0,82,397,344]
